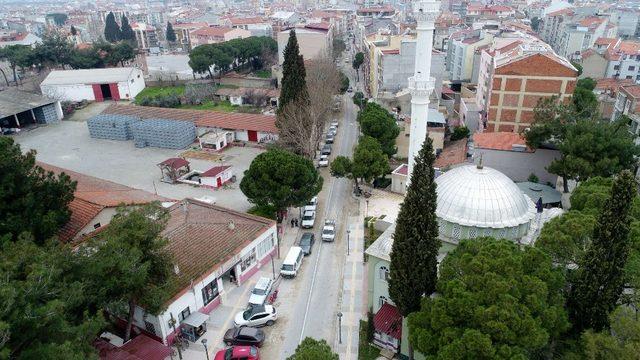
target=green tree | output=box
[0,138,76,243]
[68,48,104,69]
[104,12,121,43]
[332,39,346,58]
[576,77,596,91]
[120,16,135,43]
[408,238,570,359]
[352,91,366,109]
[33,32,74,69]
[278,30,309,112]
[572,87,598,117]
[389,137,440,359]
[82,203,174,342]
[450,126,470,141]
[240,149,323,215]
[166,22,177,43]
[580,306,640,359]
[535,210,597,269]
[287,337,339,360]
[106,41,135,67]
[47,13,68,27]
[352,52,364,81]
[0,235,104,359]
[339,71,349,93]
[0,44,34,83]
[188,53,213,78]
[330,155,353,178]
[568,171,637,333]
[531,17,541,31]
[351,136,388,184]
[571,61,583,77]
[358,102,400,157]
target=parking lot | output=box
[13,120,263,212]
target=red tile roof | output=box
[595,37,617,46]
[473,132,530,152]
[304,22,331,31]
[58,198,105,243]
[435,139,468,168]
[228,17,266,25]
[191,26,233,37]
[158,158,190,170]
[373,303,402,340]
[95,334,171,360]
[393,163,408,175]
[201,165,231,177]
[621,84,640,99]
[102,104,278,133]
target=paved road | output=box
[277,56,361,358]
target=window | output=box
[614,65,620,70]
[178,307,190,322]
[256,234,275,258]
[627,76,633,80]
[240,249,256,271]
[379,266,389,281]
[202,279,219,305]
[93,222,101,229]
[630,66,636,71]
[144,321,156,335]
[379,296,388,307]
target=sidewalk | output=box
[335,201,367,360]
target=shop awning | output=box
[373,303,402,340]
[182,311,209,328]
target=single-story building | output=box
[178,165,233,189]
[0,88,63,131]
[199,130,234,151]
[40,67,146,102]
[126,198,278,345]
[214,88,279,107]
[102,104,278,143]
[158,158,191,184]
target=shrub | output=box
[450,126,470,141]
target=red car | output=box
[214,346,260,360]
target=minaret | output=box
[407,0,440,181]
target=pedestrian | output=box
[295,218,299,227]
[291,218,295,227]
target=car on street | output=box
[322,220,336,242]
[223,327,266,347]
[298,232,315,255]
[304,196,318,212]
[214,346,260,360]
[321,144,332,155]
[318,154,329,167]
[248,277,273,306]
[234,305,277,327]
[347,86,353,92]
[301,210,316,228]
[325,134,334,144]
[331,120,339,128]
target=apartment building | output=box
[612,84,640,144]
[447,29,494,82]
[172,22,208,49]
[434,12,466,52]
[224,17,273,37]
[604,40,640,82]
[556,16,613,60]
[276,27,331,65]
[190,27,251,48]
[131,22,159,50]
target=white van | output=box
[280,247,304,278]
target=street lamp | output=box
[346,230,351,256]
[201,339,209,360]
[270,253,276,280]
[365,199,369,218]
[337,312,343,344]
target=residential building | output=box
[277,27,331,65]
[0,30,41,47]
[579,48,607,79]
[603,40,640,82]
[475,34,577,132]
[40,68,146,102]
[224,17,273,37]
[190,27,251,48]
[447,29,494,82]
[270,11,299,26]
[465,3,516,23]
[540,8,575,51]
[356,5,396,19]
[612,84,640,144]
[609,7,640,37]
[172,22,208,49]
[131,22,159,50]
[555,16,611,60]
[434,12,466,52]
[595,78,634,120]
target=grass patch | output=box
[247,205,277,220]
[359,320,380,360]
[178,100,261,113]
[135,85,185,100]
[253,69,272,78]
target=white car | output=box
[301,210,316,228]
[322,220,336,242]
[318,155,329,167]
[234,305,277,327]
[330,121,339,128]
[328,125,338,134]
[304,197,318,212]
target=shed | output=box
[0,88,62,131]
[199,130,234,151]
[40,67,146,102]
[158,158,191,184]
[200,165,233,188]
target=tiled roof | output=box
[58,198,104,243]
[392,163,408,175]
[191,26,233,37]
[102,104,278,133]
[373,303,402,340]
[228,17,266,25]
[621,84,640,99]
[473,132,531,152]
[435,139,468,168]
[304,22,331,31]
[95,334,171,360]
[164,199,275,298]
[595,37,617,46]
[201,165,230,177]
[158,158,190,170]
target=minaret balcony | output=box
[414,1,440,21]
[408,76,435,97]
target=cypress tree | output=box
[166,22,176,43]
[568,170,637,333]
[120,15,135,42]
[104,12,121,43]
[388,137,439,359]
[278,30,308,112]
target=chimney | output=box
[228,220,235,230]
[174,264,180,275]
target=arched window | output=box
[379,296,388,307]
[379,266,390,281]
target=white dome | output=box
[435,165,536,228]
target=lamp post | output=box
[201,339,209,360]
[270,253,276,279]
[346,229,351,256]
[337,312,343,344]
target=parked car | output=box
[223,327,265,347]
[325,134,335,144]
[347,86,353,92]
[234,305,277,327]
[301,210,316,228]
[304,196,318,212]
[329,125,338,133]
[298,232,315,255]
[322,220,336,242]
[248,277,273,306]
[321,144,332,156]
[318,154,329,167]
[214,346,260,360]
[331,120,339,128]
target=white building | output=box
[40,68,146,102]
[277,27,332,65]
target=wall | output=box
[277,29,328,65]
[580,53,607,79]
[201,169,233,188]
[74,208,117,242]
[476,147,560,184]
[218,75,272,89]
[41,83,95,102]
[118,68,146,100]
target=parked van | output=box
[248,277,273,306]
[280,247,304,278]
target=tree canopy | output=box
[287,337,339,360]
[104,12,121,43]
[188,36,277,78]
[578,306,640,360]
[240,149,323,212]
[358,102,400,157]
[47,13,68,27]
[165,22,176,43]
[120,16,135,43]
[351,136,389,184]
[0,44,35,83]
[408,238,569,359]
[278,30,309,111]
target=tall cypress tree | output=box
[568,170,637,333]
[166,22,176,43]
[388,137,439,359]
[278,29,308,113]
[104,12,121,43]
[120,15,135,42]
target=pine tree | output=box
[166,22,176,43]
[388,137,440,359]
[70,25,77,36]
[104,12,121,43]
[120,15,135,42]
[568,170,637,333]
[278,30,308,112]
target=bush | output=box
[183,83,216,105]
[373,177,391,189]
[528,173,539,183]
[138,94,181,108]
[450,126,470,141]
[247,204,277,220]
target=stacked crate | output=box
[131,118,196,149]
[87,114,138,140]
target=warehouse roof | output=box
[0,88,56,118]
[41,67,139,86]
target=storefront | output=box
[180,311,209,342]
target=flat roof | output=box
[0,88,56,118]
[41,67,138,86]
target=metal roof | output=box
[516,182,562,205]
[182,311,209,328]
[41,67,137,86]
[0,88,56,118]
